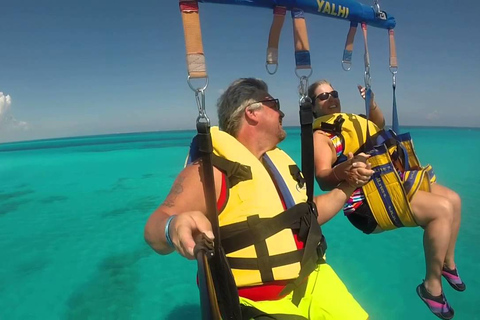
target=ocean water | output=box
[0,127,479,320]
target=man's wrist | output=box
[164,215,177,248]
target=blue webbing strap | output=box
[262,153,296,209]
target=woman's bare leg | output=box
[410,190,454,296]
[430,183,462,269]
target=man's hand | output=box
[344,152,374,188]
[169,211,214,259]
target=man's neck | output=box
[236,128,272,160]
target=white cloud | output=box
[0,92,29,132]
[425,109,440,121]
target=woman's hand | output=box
[343,152,374,187]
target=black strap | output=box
[211,154,252,187]
[220,203,310,254]
[228,249,305,270]
[289,165,305,189]
[195,122,242,320]
[279,202,323,304]
[318,114,345,136]
[299,99,315,202]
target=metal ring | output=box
[389,66,398,74]
[265,63,278,75]
[295,67,313,79]
[187,75,209,92]
[341,60,352,71]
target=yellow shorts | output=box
[239,263,368,320]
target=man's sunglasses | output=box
[314,90,339,102]
[255,98,281,111]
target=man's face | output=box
[258,96,286,143]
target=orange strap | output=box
[179,1,207,79]
[266,6,286,74]
[292,9,311,71]
[342,22,357,71]
[389,29,398,69]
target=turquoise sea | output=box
[1,127,479,320]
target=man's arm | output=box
[315,159,373,225]
[314,182,356,225]
[144,162,222,259]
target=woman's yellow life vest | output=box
[313,112,381,159]
[313,113,435,231]
[209,127,322,288]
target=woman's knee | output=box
[413,196,454,226]
[432,184,462,210]
[438,198,455,223]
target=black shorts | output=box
[346,200,378,234]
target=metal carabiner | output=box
[364,68,372,90]
[298,75,312,104]
[194,87,210,125]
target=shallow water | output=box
[1,127,479,319]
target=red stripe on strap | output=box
[274,6,287,15]
[179,1,198,12]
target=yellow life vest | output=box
[313,114,436,231]
[209,127,323,288]
[313,112,381,157]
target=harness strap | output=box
[289,165,305,189]
[179,1,207,79]
[266,6,286,75]
[211,154,253,187]
[361,22,374,151]
[228,249,305,270]
[220,203,311,254]
[280,202,324,305]
[292,9,312,73]
[389,29,400,133]
[195,122,242,320]
[342,22,358,71]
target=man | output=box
[144,78,372,319]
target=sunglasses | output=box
[314,90,339,102]
[255,98,281,111]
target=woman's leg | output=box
[410,190,454,296]
[430,183,462,269]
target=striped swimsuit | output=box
[327,133,366,216]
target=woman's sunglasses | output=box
[314,90,339,102]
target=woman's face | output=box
[313,83,341,116]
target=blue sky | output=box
[0,0,479,143]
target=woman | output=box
[308,80,464,320]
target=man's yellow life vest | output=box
[208,127,323,289]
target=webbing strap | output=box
[389,29,398,70]
[266,6,286,75]
[361,22,374,151]
[392,80,399,133]
[292,9,311,72]
[342,22,358,71]
[196,122,242,320]
[179,1,207,78]
[389,29,400,133]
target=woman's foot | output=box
[442,265,466,291]
[417,282,454,319]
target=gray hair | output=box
[217,78,269,136]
